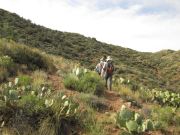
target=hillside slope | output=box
[0,8,179,92]
[0,35,180,135]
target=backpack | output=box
[107,62,114,75]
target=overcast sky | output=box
[0,0,180,52]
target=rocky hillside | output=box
[0,8,179,92]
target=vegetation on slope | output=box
[0,9,179,92]
[0,39,179,135]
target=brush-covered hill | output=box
[1,39,180,135]
[0,8,179,92]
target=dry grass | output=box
[0,39,56,73]
[31,70,49,90]
[116,84,134,97]
[51,55,78,74]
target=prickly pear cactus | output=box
[146,119,154,131]
[142,119,154,131]
[117,106,134,128]
[116,105,156,135]
[9,90,19,100]
[126,120,138,132]
[137,125,143,133]
[134,112,143,125]
[120,108,134,121]
[116,113,126,128]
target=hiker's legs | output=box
[107,75,112,91]
[104,73,108,88]
[105,77,108,88]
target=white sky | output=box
[0,0,180,52]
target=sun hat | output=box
[106,56,112,61]
[100,57,104,61]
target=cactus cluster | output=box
[50,93,78,118]
[0,77,53,105]
[116,105,155,134]
[151,89,180,107]
[0,78,79,120]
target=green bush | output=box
[18,95,45,115]
[38,92,79,135]
[174,108,180,126]
[0,55,14,68]
[77,72,105,96]
[64,68,105,96]
[31,70,48,90]
[18,75,32,86]
[0,39,56,72]
[151,106,175,129]
[138,88,152,102]
[0,56,16,82]
[77,93,109,112]
[0,77,79,135]
[64,74,79,90]
[77,107,105,135]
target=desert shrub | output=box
[174,113,180,126]
[0,39,56,72]
[151,106,175,129]
[38,117,56,135]
[38,92,79,135]
[128,82,139,92]
[77,93,109,112]
[0,55,14,69]
[0,56,16,82]
[64,74,79,90]
[77,107,106,135]
[77,72,105,96]
[31,70,48,90]
[64,67,105,96]
[0,77,79,135]
[118,85,134,98]
[18,75,32,86]
[174,108,180,126]
[52,55,76,76]
[114,77,139,92]
[138,87,152,102]
[18,95,46,115]
[117,85,139,102]
[50,92,79,119]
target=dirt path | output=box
[48,74,65,90]
[104,90,124,111]
[102,91,124,135]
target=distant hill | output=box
[0,8,179,92]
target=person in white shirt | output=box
[95,56,106,76]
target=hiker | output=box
[95,56,106,76]
[102,56,114,91]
